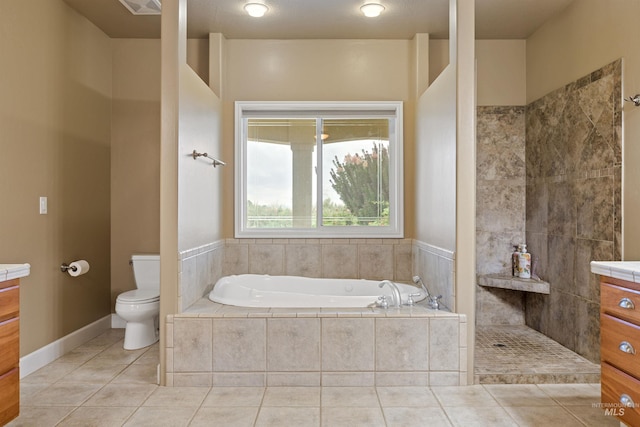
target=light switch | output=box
[39,196,47,214]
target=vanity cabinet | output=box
[600,275,640,427]
[0,278,20,425]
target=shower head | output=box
[412,276,430,296]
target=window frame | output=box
[235,101,404,238]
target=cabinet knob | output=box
[620,393,635,407]
[619,341,636,355]
[619,297,635,310]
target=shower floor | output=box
[474,325,600,384]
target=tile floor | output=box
[475,325,601,384]
[8,329,618,426]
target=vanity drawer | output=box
[601,314,640,378]
[0,317,19,375]
[601,283,640,324]
[0,284,19,323]
[601,362,640,427]
[0,367,19,426]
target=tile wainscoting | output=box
[166,301,467,387]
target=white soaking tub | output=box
[208,274,427,308]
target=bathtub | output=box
[208,274,427,308]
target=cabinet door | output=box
[602,362,640,427]
[0,285,19,323]
[0,368,19,425]
[601,283,640,324]
[0,317,19,375]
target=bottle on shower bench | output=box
[518,244,531,279]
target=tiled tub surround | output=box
[524,59,622,363]
[412,241,456,312]
[179,238,451,312]
[166,299,467,388]
[475,106,527,326]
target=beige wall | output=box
[221,39,415,237]
[476,40,526,106]
[526,0,640,259]
[111,39,161,309]
[0,0,112,355]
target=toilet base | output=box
[123,315,159,350]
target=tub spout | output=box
[378,280,402,308]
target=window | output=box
[235,101,403,238]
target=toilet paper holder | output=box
[60,263,78,273]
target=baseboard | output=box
[20,314,112,378]
[111,313,126,329]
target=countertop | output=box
[590,261,640,283]
[0,263,31,282]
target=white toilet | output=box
[115,254,160,350]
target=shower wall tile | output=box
[523,61,621,363]
[476,106,527,325]
[475,286,524,325]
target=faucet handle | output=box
[406,292,421,306]
[429,295,443,310]
[377,295,389,309]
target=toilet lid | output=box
[117,289,159,304]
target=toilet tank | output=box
[131,254,160,291]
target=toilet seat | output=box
[116,289,159,304]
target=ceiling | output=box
[62,0,575,40]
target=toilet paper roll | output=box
[68,260,90,277]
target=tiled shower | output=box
[475,59,622,380]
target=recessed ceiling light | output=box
[360,3,385,18]
[244,2,269,18]
[118,0,161,15]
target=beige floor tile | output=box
[63,363,128,384]
[123,406,197,427]
[189,406,259,427]
[80,330,125,351]
[134,345,160,365]
[483,384,557,406]
[537,383,601,406]
[21,362,79,384]
[321,407,385,427]
[563,405,622,426]
[383,407,453,427]
[111,363,158,384]
[56,406,136,426]
[443,406,518,427]
[82,383,158,407]
[201,387,265,407]
[503,406,583,426]
[20,382,50,399]
[5,406,74,427]
[255,407,320,427]
[321,387,379,407]
[142,386,209,407]
[376,386,440,407]
[93,341,148,365]
[22,382,102,407]
[432,385,500,407]
[55,347,103,365]
[262,387,321,407]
